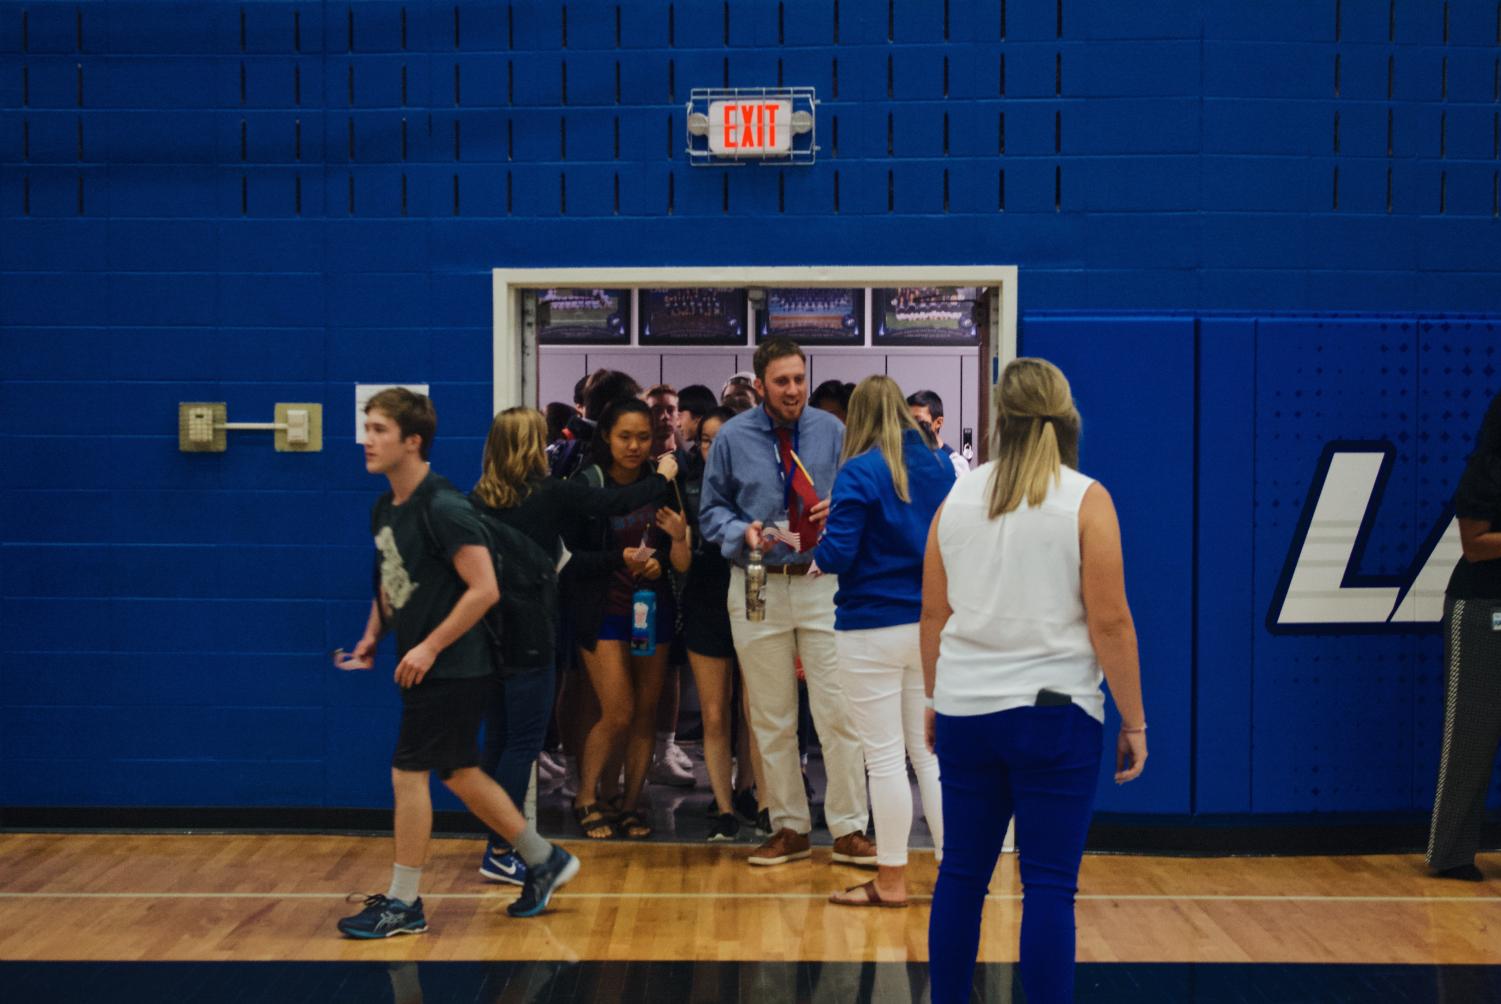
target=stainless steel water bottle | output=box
[745,544,767,622]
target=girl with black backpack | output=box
[471,406,678,882]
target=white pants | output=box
[835,623,943,867]
[728,566,869,837]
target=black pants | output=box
[1426,595,1501,871]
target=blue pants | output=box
[928,704,1103,1004]
[479,664,556,849]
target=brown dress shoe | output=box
[831,830,878,867]
[748,827,812,866]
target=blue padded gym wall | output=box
[1,1,1499,821]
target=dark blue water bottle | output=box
[630,587,657,656]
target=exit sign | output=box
[686,87,818,166]
[708,100,792,156]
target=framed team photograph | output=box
[757,288,865,346]
[639,288,747,346]
[536,288,631,345]
[873,286,985,346]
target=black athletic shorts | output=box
[683,564,735,660]
[391,674,492,778]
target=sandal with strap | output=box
[573,802,617,840]
[828,880,908,909]
[615,809,653,840]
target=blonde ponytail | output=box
[986,359,1081,518]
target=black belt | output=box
[762,563,812,576]
[1034,689,1073,707]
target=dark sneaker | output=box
[506,845,580,918]
[337,894,428,939]
[479,846,527,886]
[756,808,772,836]
[732,788,760,826]
[707,812,740,842]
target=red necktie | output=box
[774,426,821,552]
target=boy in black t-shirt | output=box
[333,389,578,937]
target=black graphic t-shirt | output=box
[371,471,492,680]
[603,475,672,617]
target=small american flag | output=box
[761,525,802,551]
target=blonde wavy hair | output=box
[986,358,1081,517]
[473,407,550,509]
[842,374,927,503]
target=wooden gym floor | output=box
[3,831,1501,967]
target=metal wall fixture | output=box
[178,402,324,453]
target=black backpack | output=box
[371,486,557,677]
[457,493,559,673]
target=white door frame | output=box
[491,264,1019,439]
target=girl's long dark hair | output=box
[587,397,653,470]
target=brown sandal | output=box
[828,880,907,909]
[573,802,617,840]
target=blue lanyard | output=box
[769,419,801,511]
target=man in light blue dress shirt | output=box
[700,338,875,868]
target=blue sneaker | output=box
[479,846,528,886]
[506,845,579,918]
[337,894,427,939]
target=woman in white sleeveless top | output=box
[921,358,1148,1004]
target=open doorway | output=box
[490,266,1018,846]
[492,267,1018,465]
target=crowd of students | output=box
[339,337,1149,1003]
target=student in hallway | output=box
[907,389,970,476]
[563,398,691,840]
[333,389,577,935]
[470,406,677,885]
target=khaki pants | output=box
[727,566,869,838]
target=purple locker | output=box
[806,352,885,389]
[886,353,968,458]
[584,351,662,391]
[538,350,588,410]
[661,353,741,396]
[960,351,982,464]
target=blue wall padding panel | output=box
[1248,318,1501,813]
[1020,317,1195,815]
[1195,319,1256,813]
[2,0,1501,816]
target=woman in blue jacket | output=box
[813,374,956,907]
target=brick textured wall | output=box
[1,0,1498,815]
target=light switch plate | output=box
[274,402,322,452]
[178,402,226,452]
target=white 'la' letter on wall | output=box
[1277,452,1400,624]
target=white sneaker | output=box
[667,742,694,773]
[648,749,695,788]
[537,750,565,782]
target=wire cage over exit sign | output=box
[686,87,819,166]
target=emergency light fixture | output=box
[686,87,818,166]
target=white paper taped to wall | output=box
[354,384,430,443]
